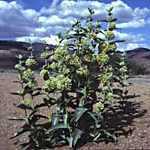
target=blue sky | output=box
[0,0,150,50]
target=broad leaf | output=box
[73,107,88,123]
[16,103,33,110]
[10,125,31,139]
[71,129,84,148]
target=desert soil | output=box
[0,73,150,150]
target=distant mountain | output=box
[127,48,150,58]
[0,40,149,74]
[0,40,54,69]
[126,48,150,74]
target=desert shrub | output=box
[11,7,128,149]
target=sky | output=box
[0,0,150,50]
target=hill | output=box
[0,40,54,69]
[126,48,150,74]
[0,40,149,74]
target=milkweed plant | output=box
[11,7,128,149]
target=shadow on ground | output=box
[103,94,147,140]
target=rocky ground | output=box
[0,73,150,150]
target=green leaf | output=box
[71,129,84,148]
[102,130,117,142]
[64,113,68,126]
[16,103,33,110]
[11,91,25,96]
[93,132,102,142]
[48,123,70,141]
[34,103,48,109]
[32,114,48,120]
[51,113,60,127]
[8,117,26,121]
[43,96,57,105]
[87,112,101,128]
[10,125,31,139]
[32,90,41,96]
[49,124,69,132]
[30,114,48,124]
[74,107,88,123]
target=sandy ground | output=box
[0,72,150,150]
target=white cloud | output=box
[16,35,39,43]
[0,0,149,48]
[118,43,150,51]
[126,43,144,50]
[23,9,39,19]
[115,31,149,51]
[134,8,150,19]
[38,0,150,30]
[42,36,60,45]
[38,15,75,26]
[115,4,150,29]
[117,19,146,28]
[111,0,133,22]
[0,0,39,38]
[59,0,106,18]
[16,34,60,45]
[110,0,150,28]
[114,31,144,43]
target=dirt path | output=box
[0,72,150,150]
[0,73,19,150]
